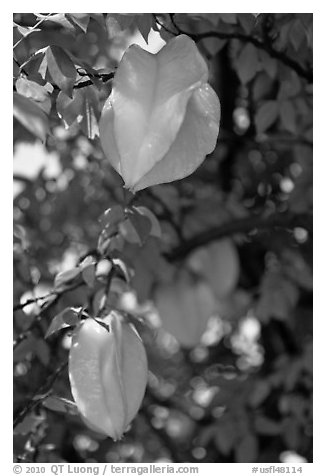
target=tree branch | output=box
[154,14,312,82]
[13,281,84,349]
[166,212,312,262]
[13,360,68,429]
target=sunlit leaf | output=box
[46,46,76,97]
[45,307,80,338]
[13,92,49,142]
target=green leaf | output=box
[235,433,258,462]
[16,78,49,102]
[56,89,84,126]
[46,46,76,97]
[35,339,50,366]
[254,416,282,435]
[132,206,162,238]
[214,418,237,455]
[54,267,81,290]
[235,43,260,84]
[112,258,132,283]
[128,210,152,245]
[248,380,271,407]
[134,14,155,43]
[45,307,80,338]
[119,218,142,245]
[255,271,299,322]
[237,14,256,34]
[255,100,279,133]
[43,395,78,415]
[13,22,41,37]
[19,49,48,82]
[279,100,297,133]
[99,205,125,228]
[14,413,44,436]
[219,13,237,24]
[13,92,49,142]
[34,13,76,32]
[15,78,52,114]
[66,13,90,33]
[82,264,96,288]
[14,334,37,362]
[79,86,100,139]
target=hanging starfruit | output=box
[69,311,148,440]
[99,34,220,192]
[154,273,216,347]
[188,239,240,299]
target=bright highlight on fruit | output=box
[69,312,148,440]
[99,34,221,192]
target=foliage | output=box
[13,13,312,463]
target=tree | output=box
[13,13,313,463]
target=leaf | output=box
[79,87,100,139]
[13,22,41,37]
[13,92,49,142]
[54,267,81,290]
[219,13,237,24]
[235,43,260,84]
[134,14,155,42]
[128,210,152,245]
[82,264,96,288]
[99,205,125,228]
[43,395,78,415]
[66,13,90,33]
[279,100,297,134]
[214,418,237,455]
[255,271,299,322]
[14,413,44,436]
[46,46,76,97]
[235,433,258,462]
[56,90,84,126]
[14,334,37,362]
[248,380,271,407]
[108,13,135,31]
[132,206,162,238]
[45,307,80,338]
[237,14,256,34]
[19,49,48,82]
[34,13,76,32]
[57,87,100,135]
[119,218,142,245]
[112,258,132,283]
[259,50,278,79]
[15,78,51,114]
[35,339,50,366]
[255,100,279,133]
[254,416,282,435]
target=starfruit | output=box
[99,34,220,191]
[69,311,148,440]
[155,273,216,347]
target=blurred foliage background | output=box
[13,13,312,463]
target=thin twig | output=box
[13,360,68,429]
[13,281,84,349]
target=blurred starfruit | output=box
[188,239,240,299]
[99,34,220,192]
[69,311,148,440]
[154,273,216,347]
